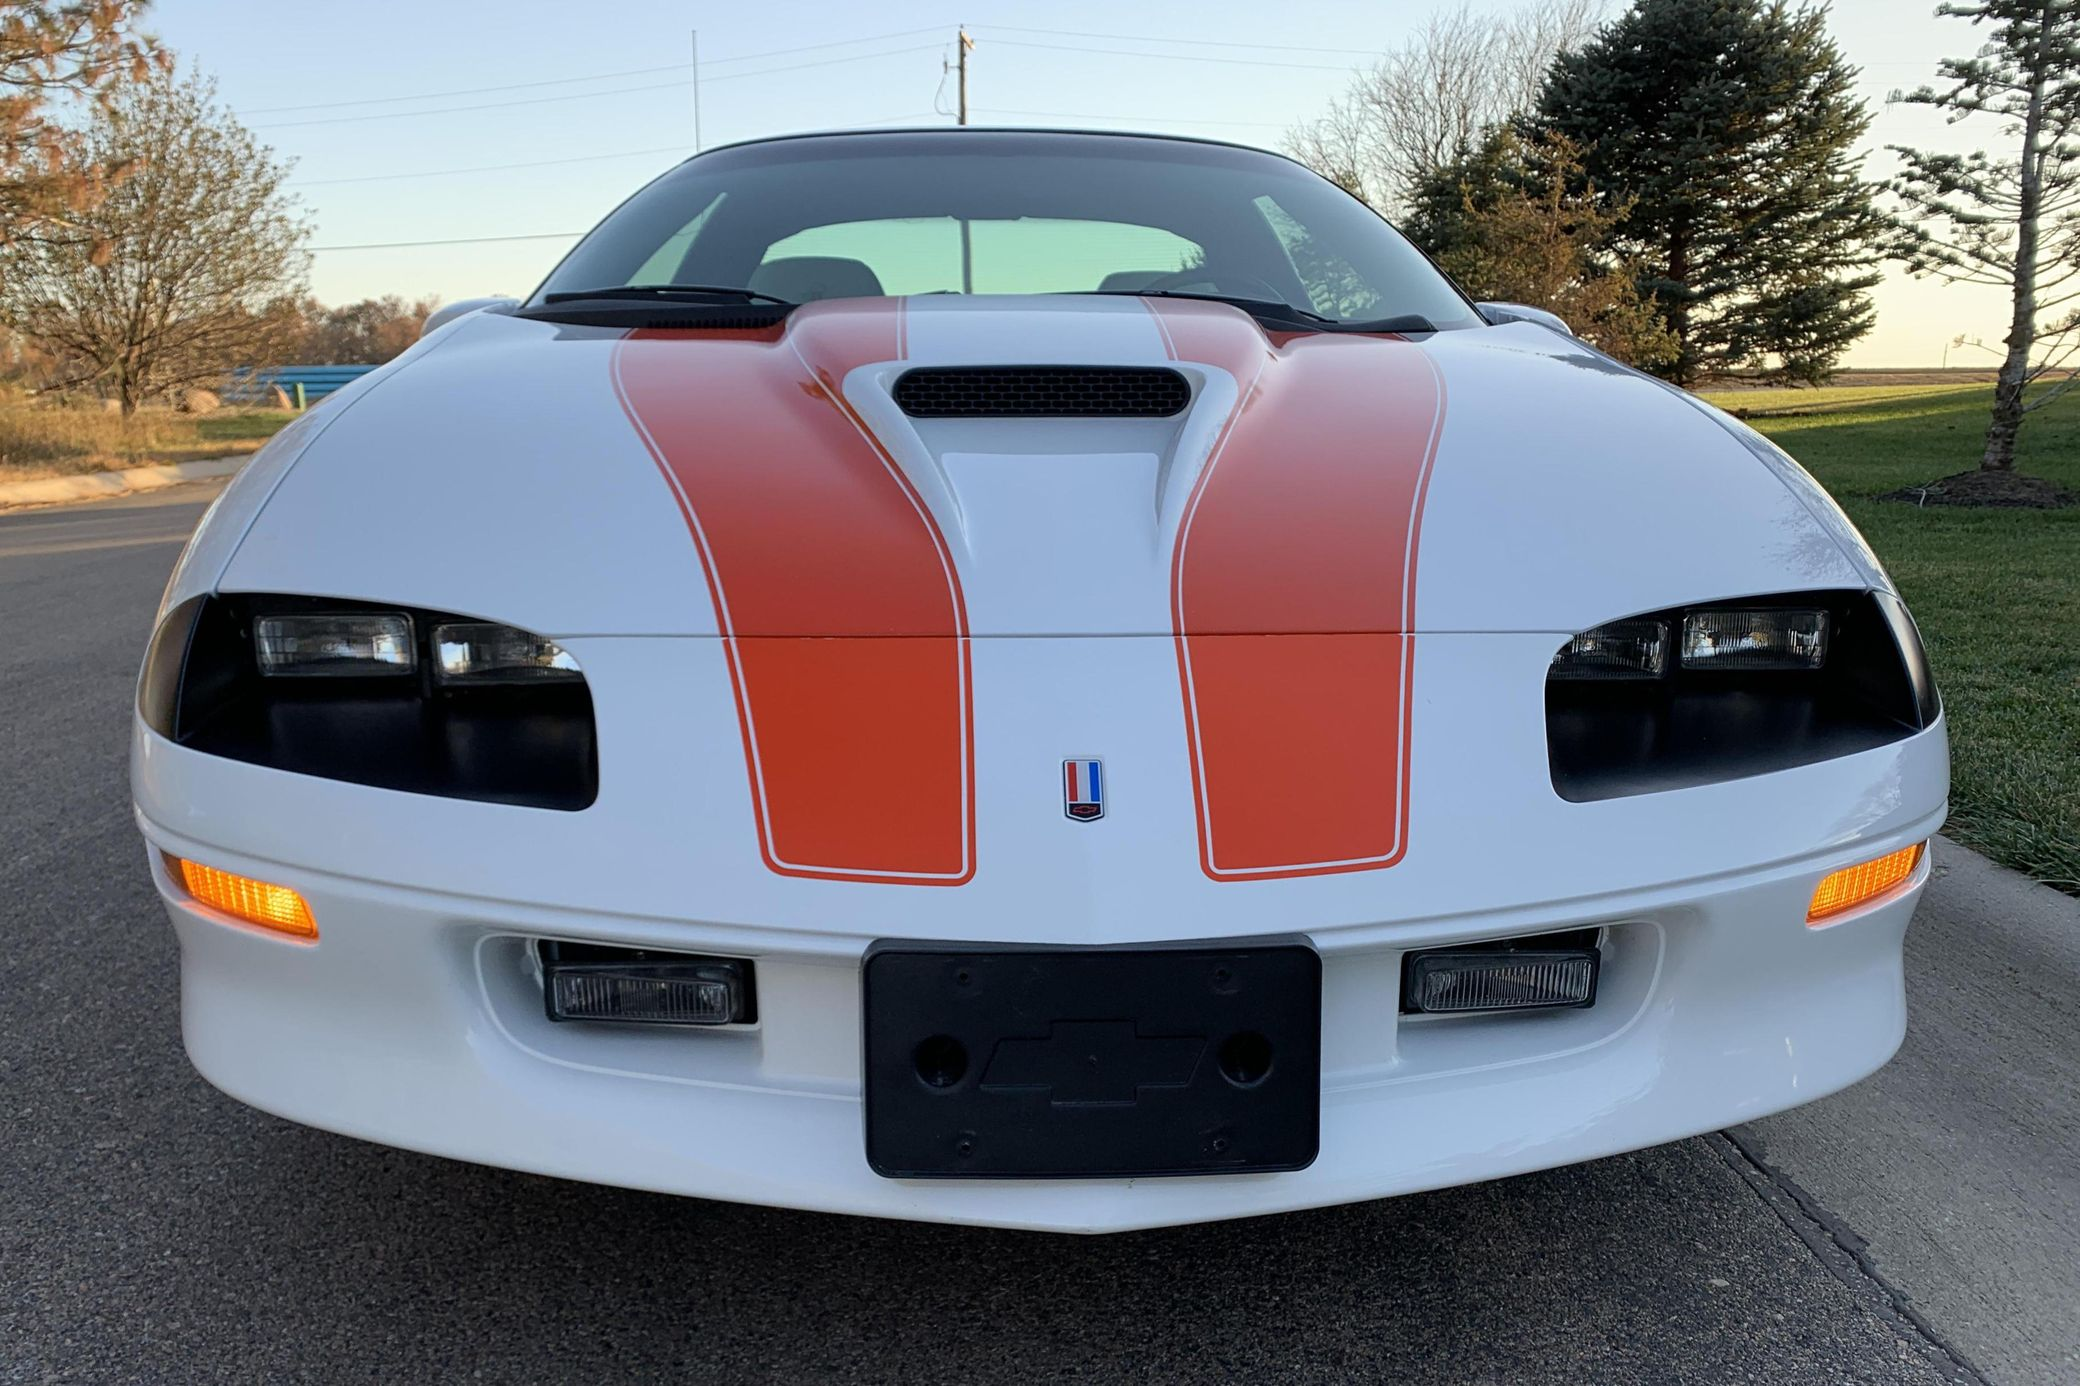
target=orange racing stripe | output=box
[611,299,973,885]
[1151,299,1446,880]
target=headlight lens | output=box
[433,622,580,685]
[141,594,597,811]
[1549,618,1667,679]
[1680,608,1829,671]
[1545,590,1935,802]
[254,612,416,677]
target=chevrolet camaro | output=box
[132,130,1947,1232]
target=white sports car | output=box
[133,130,1946,1232]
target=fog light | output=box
[1808,842,1924,924]
[166,854,317,938]
[542,944,751,1026]
[1403,950,1597,1013]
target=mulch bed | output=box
[1878,468,2077,509]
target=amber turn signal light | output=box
[165,854,317,938]
[1807,843,1925,924]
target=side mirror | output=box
[422,296,519,338]
[1477,301,1573,337]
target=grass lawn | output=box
[1699,382,2080,893]
[0,400,296,480]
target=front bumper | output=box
[133,628,1947,1232]
[140,811,1934,1233]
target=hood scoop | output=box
[893,365,1190,418]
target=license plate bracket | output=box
[862,937,1321,1179]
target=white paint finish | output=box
[155,837,1925,1232]
[133,632,1947,943]
[210,308,1877,641]
[1413,323,1867,633]
[900,292,1171,364]
[938,450,1169,634]
[219,315,720,638]
[132,296,1952,1229]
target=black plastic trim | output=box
[893,365,1191,418]
[141,593,597,811]
[862,935,1320,1179]
[1546,590,1933,803]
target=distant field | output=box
[0,401,295,480]
[1697,381,2079,892]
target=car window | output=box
[1255,195,1383,320]
[756,217,1205,296]
[630,194,722,284]
[537,133,1482,329]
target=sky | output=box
[146,0,2004,368]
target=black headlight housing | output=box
[1545,589,1937,802]
[140,593,597,810]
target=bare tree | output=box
[1285,0,1602,214]
[0,69,309,412]
[1891,0,2080,472]
[0,1,164,259]
[283,292,442,364]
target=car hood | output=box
[213,296,1879,638]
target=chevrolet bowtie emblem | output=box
[1063,757,1104,821]
[981,1020,1203,1105]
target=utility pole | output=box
[690,29,703,151]
[956,26,973,125]
[955,26,975,291]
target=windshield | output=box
[534,131,1481,329]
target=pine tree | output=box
[1891,0,2080,473]
[1402,131,1679,369]
[1523,0,1886,385]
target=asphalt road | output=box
[3,483,2073,1385]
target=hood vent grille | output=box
[893,366,1190,418]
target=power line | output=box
[850,111,956,126]
[241,27,952,116]
[986,38,1362,73]
[302,111,946,234]
[703,43,944,84]
[253,44,944,127]
[980,24,1388,57]
[242,63,692,115]
[255,79,694,129]
[293,145,691,187]
[976,107,1288,130]
[702,26,948,66]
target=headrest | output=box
[747,256,885,303]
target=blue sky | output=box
[149,0,1997,367]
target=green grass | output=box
[1698,382,2080,893]
[193,411,298,443]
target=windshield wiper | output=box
[1334,313,1437,334]
[1077,288,1332,325]
[1076,290,1433,335]
[540,284,795,306]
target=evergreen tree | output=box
[1891,0,2080,473]
[1523,0,1886,384]
[1403,131,1679,369]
